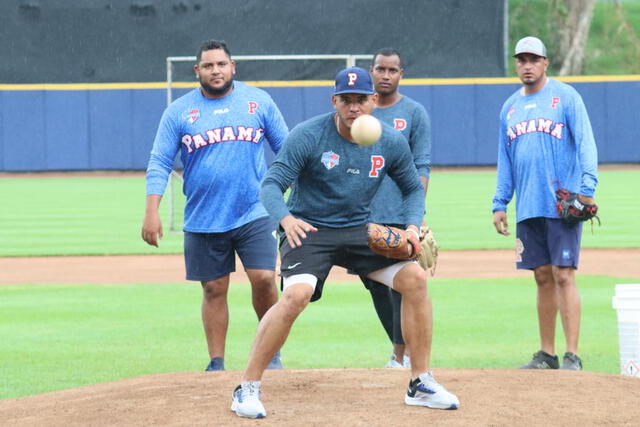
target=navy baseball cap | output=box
[334,67,374,95]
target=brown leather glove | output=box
[367,223,420,260]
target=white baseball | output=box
[350,114,382,146]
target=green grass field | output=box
[1,169,638,257]
[1,169,638,400]
[1,275,634,400]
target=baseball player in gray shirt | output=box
[365,48,432,369]
[231,67,458,419]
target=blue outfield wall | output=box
[1,78,639,171]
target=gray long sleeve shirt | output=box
[261,112,424,229]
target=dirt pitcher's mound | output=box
[1,369,639,426]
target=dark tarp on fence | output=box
[1,0,507,83]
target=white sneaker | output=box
[231,381,266,418]
[404,372,459,410]
[403,354,411,368]
[385,355,404,368]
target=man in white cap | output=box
[492,37,598,371]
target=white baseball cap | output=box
[514,36,547,58]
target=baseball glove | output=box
[555,188,600,225]
[417,226,438,275]
[367,223,419,260]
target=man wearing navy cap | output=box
[230,67,459,419]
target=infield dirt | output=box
[2,368,640,426]
[1,248,638,285]
[2,250,640,425]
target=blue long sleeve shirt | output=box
[261,112,424,229]
[146,83,288,232]
[492,78,598,222]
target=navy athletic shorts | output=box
[515,217,583,270]
[279,224,401,302]
[184,216,278,282]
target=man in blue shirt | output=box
[141,40,289,372]
[492,37,598,371]
[231,67,459,419]
[366,48,432,369]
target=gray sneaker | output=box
[519,350,559,369]
[404,372,459,410]
[266,350,284,370]
[231,381,266,419]
[560,352,583,370]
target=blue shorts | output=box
[184,216,278,282]
[515,217,582,270]
[279,225,401,302]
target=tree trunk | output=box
[555,0,597,76]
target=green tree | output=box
[553,0,597,75]
[510,0,640,75]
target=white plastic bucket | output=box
[612,284,640,377]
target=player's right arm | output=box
[278,215,317,248]
[260,126,317,246]
[142,109,181,247]
[142,194,163,247]
[492,104,514,236]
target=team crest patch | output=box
[321,151,340,170]
[183,109,200,123]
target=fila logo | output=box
[348,73,358,86]
[369,155,385,177]
[248,101,258,114]
[551,97,560,108]
[394,119,407,131]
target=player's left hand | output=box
[418,226,438,275]
[280,215,318,248]
[406,225,422,256]
[578,194,595,205]
[555,189,599,225]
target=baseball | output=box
[350,114,382,146]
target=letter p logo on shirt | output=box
[369,156,385,177]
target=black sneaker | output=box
[560,352,583,370]
[519,350,559,369]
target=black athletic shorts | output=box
[279,224,401,302]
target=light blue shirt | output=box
[492,78,598,222]
[146,82,288,232]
